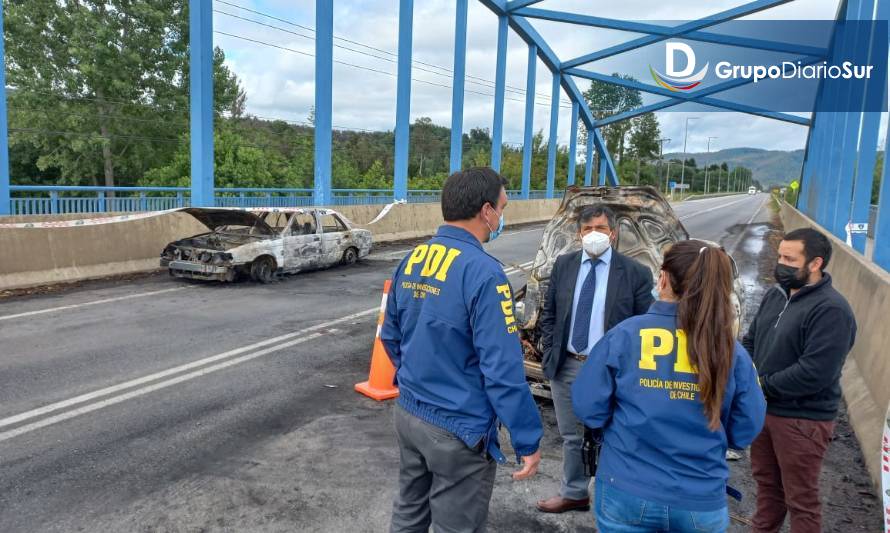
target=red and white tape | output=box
[883,401,890,533]
[0,206,335,230]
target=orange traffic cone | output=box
[355,280,400,401]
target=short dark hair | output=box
[577,204,616,230]
[441,167,507,222]
[783,228,832,271]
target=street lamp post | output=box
[705,136,717,195]
[679,116,698,192]
[658,137,671,194]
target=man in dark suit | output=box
[535,204,655,513]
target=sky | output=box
[211,0,885,157]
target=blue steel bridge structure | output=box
[0,0,888,271]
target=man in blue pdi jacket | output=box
[381,167,544,533]
[743,228,856,533]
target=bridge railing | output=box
[7,186,551,215]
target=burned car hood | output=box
[520,186,688,332]
[181,208,275,234]
[518,186,744,370]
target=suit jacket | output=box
[539,248,654,379]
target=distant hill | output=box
[663,148,805,188]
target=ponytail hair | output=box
[661,240,735,431]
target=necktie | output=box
[571,259,600,353]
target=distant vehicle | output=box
[513,186,745,398]
[748,186,757,195]
[160,207,372,283]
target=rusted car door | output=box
[282,212,324,271]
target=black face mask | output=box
[774,263,809,291]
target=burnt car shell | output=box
[160,208,372,283]
[515,186,745,396]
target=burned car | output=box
[160,207,372,283]
[514,186,744,397]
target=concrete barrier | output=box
[0,200,561,290]
[780,202,889,490]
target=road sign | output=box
[848,222,868,234]
[790,180,800,190]
[673,183,690,190]
[669,181,677,189]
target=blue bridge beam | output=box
[521,44,536,200]
[189,0,214,208]
[546,71,560,199]
[449,0,469,174]
[490,15,508,173]
[393,0,413,201]
[314,0,333,206]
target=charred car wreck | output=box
[160,208,372,283]
[515,186,744,397]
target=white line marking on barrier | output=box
[0,307,379,436]
[0,286,191,322]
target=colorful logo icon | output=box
[650,42,709,92]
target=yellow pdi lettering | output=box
[403,244,461,281]
[639,328,673,370]
[496,284,517,327]
[673,329,697,374]
[404,245,428,275]
[434,248,461,282]
[420,244,447,277]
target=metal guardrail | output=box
[7,186,550,215]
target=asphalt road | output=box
[0,193,776,532]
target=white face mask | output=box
[581,231,611,258]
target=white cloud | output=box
[214,0,844,155]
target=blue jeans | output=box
[594,479,729,532]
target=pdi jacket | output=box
[381,225,543,463]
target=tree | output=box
[4,0,243,188]
[628,113,661,160]
[581,73,643,164]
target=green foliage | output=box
[5,0,243,187]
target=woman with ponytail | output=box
[571,240,766,532]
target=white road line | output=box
[679,196,755,222]
[0,286,191,322]
[371,228,544,261]
[727,195,768,256]
[0,331,331,444]
[0,307,379,432]
[499,227,544,237]
[503,261,534,276]
[744,195,767,226]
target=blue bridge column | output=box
[584,129,594,186]
[313,0,333,206]
[393,0,413,201]
[449,0,468,174]
[490,15,508,173]
[849,8,885,252]
[567,101,578,186]
[0,6,8,216]
[874,120,890,270]
[830,0,868,239]
[545,72,560,198]
[189,0,214,208]
[521,45,537,200]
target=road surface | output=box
[3,193,849,533]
